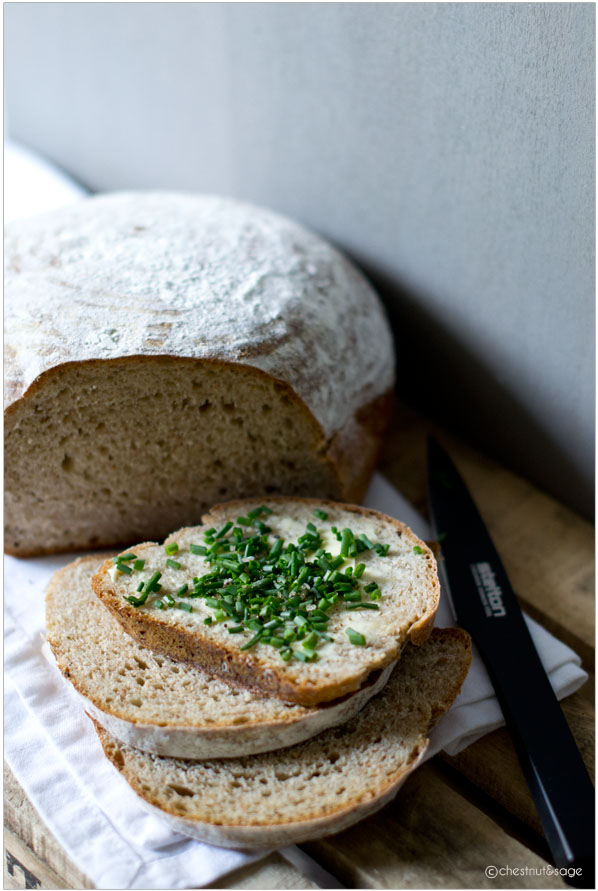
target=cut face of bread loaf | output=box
[95,628,472,848]
[5,192,395,556]
[46,554,397,759]
[92,498,441,707]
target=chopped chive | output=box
[144,571,162,593]
[162,593,175,607]
[303,631,319,649]
[228,625,244,633]
[346,602,380,611]
[240,632,262,651]
[306,522,317,533]
[313,508,328,520]
[343,591,362,602]
[354,563,366,579]
[346,627,366,645]
[166,558,181,570]
[413,545,423,554]
[115,562,132,575]
[280,648,293,661]
[215,521,233,539]
[154,599,165,610]
[357,534,374,550]
[374,543,390,557]
[269,538,283,560]
[190,544,207,555]
[264,618,282,630]
[340,528,354,557]
[293,649,318,662]
[165,542,179,556]
[113,553,137,564]
[133,559,145,571]
[203,616,213,625]
[136,581,144,592]
[265,636,284,648]
[177,602,193,612]
[177,584,189,597]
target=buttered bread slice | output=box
[46,555,396,759]
[92,498,440,706]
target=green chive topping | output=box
[119,512,391,657]
[116,562,132,575]
[166,558,181,570]
[340,528,354,557]
[413,545,423,554]
[240,632,262,651]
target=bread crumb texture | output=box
[96,629,471,830]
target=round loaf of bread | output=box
[5,192,395,556]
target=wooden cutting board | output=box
[4,400,594,889]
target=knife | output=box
[427,437,594,888]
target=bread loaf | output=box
[4,192,394,556]
[92,497,440,706]
[46,554,396,759]
[94,628,472,848]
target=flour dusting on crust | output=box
[4,192,394,434]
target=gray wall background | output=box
[5,2,595,517]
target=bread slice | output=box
[5,191,395,557]
[92,497,441,706]
[94,628,472,848]
[46,555,397,759]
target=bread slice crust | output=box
[92,497,441,706]
[94,628,472,848]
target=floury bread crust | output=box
[46,555,397,760]
[95,629,472,848]
[4,192,395,555]
[92,498,441,707]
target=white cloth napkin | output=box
[4,473,588,889]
